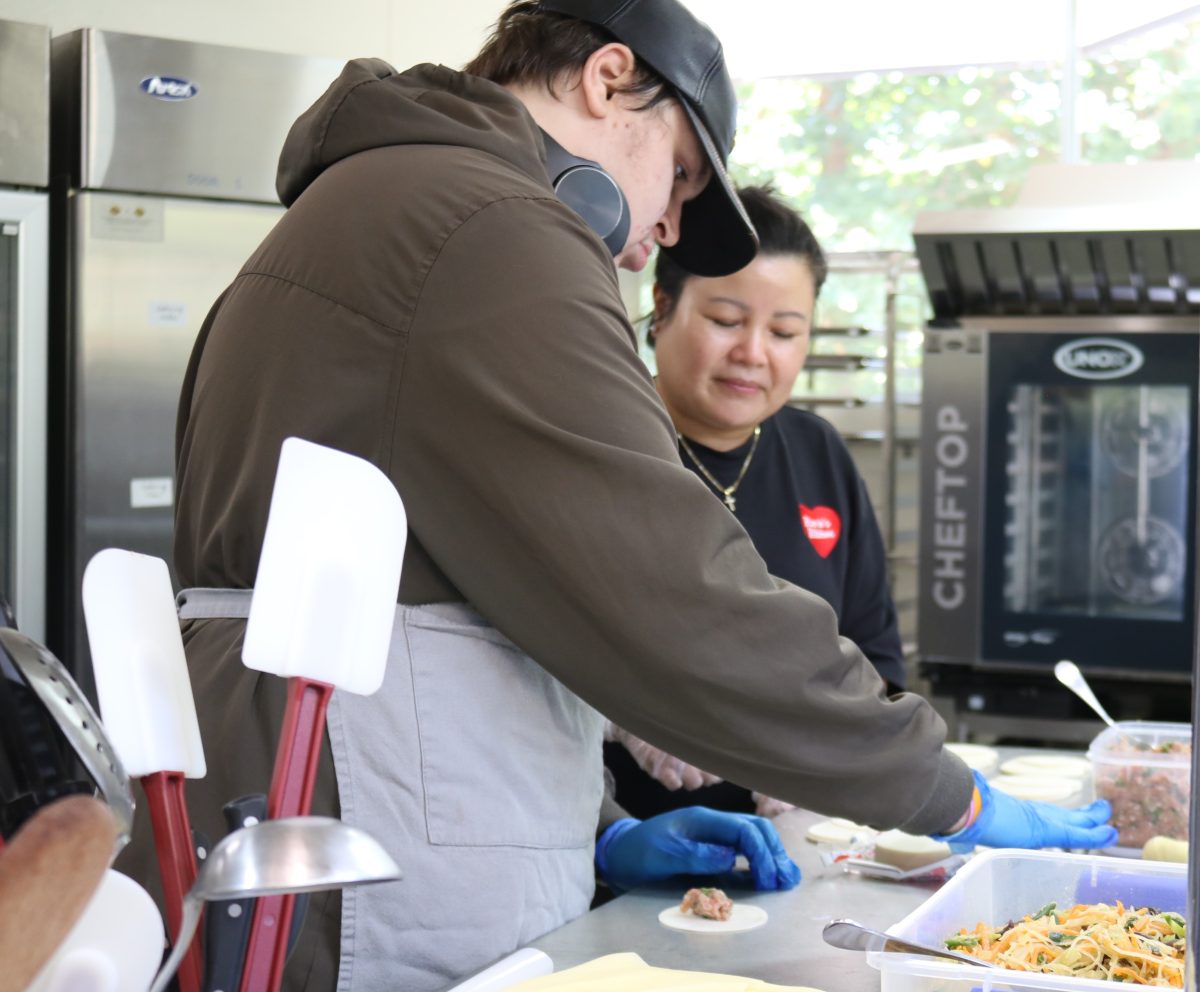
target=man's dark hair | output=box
[464,0,672,109]
[649,183,828,344]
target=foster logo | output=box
[140,75,198,100]
[1053,337,1144,380]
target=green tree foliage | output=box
[728,16,1200,254]
[1080,18,1200,163]
[729,68,1061,252]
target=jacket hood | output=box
[277,61,548,207]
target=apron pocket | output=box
[407,606,603,849]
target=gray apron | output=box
[178,591,605,992]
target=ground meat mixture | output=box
[1095,736,1191,848]
[680,886,734,921]
[1096,763,1190,848]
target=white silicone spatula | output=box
[239,437,406,992]
[82,548,206,992]
[28,869,165,992]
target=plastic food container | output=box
[1086,721,1191,852]
[868,849,1186,992]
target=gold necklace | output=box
[677,425,762,512]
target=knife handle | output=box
[203,795,267,992]
[222,794,267,836]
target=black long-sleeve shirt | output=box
[680,408,905,687]
[607,406,906,817]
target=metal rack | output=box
[788,250,924,651]
[1003,386,1067,614]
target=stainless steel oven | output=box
[913,164,1200,734]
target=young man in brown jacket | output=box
[132,1,1115,988]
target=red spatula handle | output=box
[266,677,334,821]
[143,770,203,992]
[239,677,333,992]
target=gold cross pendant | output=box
[723,492,737,512]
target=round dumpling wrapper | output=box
[990,773,1081,806]
[658,903,768,934]
[872,829,952,871]
[1000,754,1091,780]
[944,742,1000,776]
[805,817,877,846]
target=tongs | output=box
[823,919,989,967]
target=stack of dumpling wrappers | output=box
[507,953,821,991]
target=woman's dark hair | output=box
[649,183,828,345]
[464,1,672,110]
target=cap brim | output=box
[663,99,758,278]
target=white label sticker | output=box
[130,477,175,509]
[148,301,187,327]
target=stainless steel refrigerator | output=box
[49,29,341,685]
[0,19,50,642]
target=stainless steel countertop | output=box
[529,806,930,990]
[529,747,1091,990]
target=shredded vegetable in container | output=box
[945,901,1185,987]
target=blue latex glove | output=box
[595,807,802,893]
[934,770,1118,852]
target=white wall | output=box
[0,0,502,68]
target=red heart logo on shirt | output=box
[799,505,841,559]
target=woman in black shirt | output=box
[607,184,906,818]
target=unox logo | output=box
[140,75,198,100]
[1053,337,1144,380]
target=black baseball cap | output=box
[538,0,758,276]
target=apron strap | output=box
[176,587,254,620]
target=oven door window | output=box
[981,331,1198,674]
[1004,384,1189,621]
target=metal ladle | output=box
[148,816,402,992]
[822,919,988,967]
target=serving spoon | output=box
[1053,660,1119,731]
[822,919,989,967]
[1053,660,1160,748]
